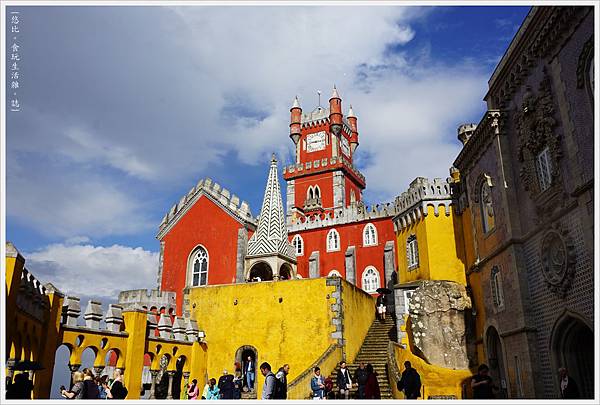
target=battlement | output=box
[16,268,51,322]
[392,177,453,231]
[118,289,176,312]
[288,200,398,232]
[300,106,353,136]
[61,296,201,343]
[158,178,257,239]
[282,155,366,185]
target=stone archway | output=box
[279,263,293,280]
[248,262,273,282]
[235,345,258,392]
[486,326,508,398]
[551,313,594,398]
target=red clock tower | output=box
[283,87,366,223]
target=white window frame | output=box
[361,266,380,294]
[328,269,342,278]
[536,146,552,192]
[326,229,340,252]
[363,223,378,247]
[490,266,505,310]
[406,235,419,269]
[403,290,414,314]
[291,234,304,256]
[188,245,209,287]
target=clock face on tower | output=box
[307,131,326,152]
[341,136,350,157]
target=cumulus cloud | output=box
[25,242,158,300]
[7,5,491,239]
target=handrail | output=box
[287,343,341,399]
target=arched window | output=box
[326,229,340,252]
[480,179,496,233]
[350,190,356,204]
[291,234,303,256]
[307,186,314,200]
[328,269,342,278]
[406,235,419,269]
[314,186,321,199]
[363,223,378,246]
[188,246,209,286]
[490,266,504,310]
[361,267,380,293]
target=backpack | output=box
[82,380,100,399]
[273,374,286,399]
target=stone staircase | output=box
[327,317,396,399]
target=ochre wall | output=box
[341,281,376,363]
[290,216,395,292]
[393,342,472,399]
[396,205,466,286]
[187,278,337,399]
[161,196,248,313]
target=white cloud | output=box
[25,242,158,299]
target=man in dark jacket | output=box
[559,367,580,399]
[354,362,369,399]
[274,364,289,399]
[336,361,353,399]
[397,361,421,399]
[218,369,235,399]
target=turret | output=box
[289,96,302,145]
[347,104,359,153]
[457,123,477,145]
[329,86,342,136]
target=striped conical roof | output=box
[247,155,295,259]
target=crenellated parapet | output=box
[157,178,257,240]
[392,177,454,232]
[16,268,51,322]
[288,199,398,232]
[118,288,176,313]
[300,106,354,137]
[282,155,366,185]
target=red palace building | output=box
[156,87,399,314]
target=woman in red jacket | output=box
[364,364,381,399]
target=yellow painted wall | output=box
[340,280,376,363]
[396,217,430,283]
[187,278,337,399]
[396,204,465,286]
[393,342,472,399]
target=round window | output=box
[540,231,567,285]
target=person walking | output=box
[274,364,290,399]
[245,356,255,391]
[336,361,353,399]
[233,371,243,399]
[187,379,199,400]
[260,362,276,400]
[376,293,387,321]
[364,364,381,399]
[206,378,220,400]
[310,367,325,400]
[218,369,234,399]
[558,367,580,399]
[97,375,109,399]
[81,368,100,399]
[471,364,498,399]
[61,371,85,399]
[397,361,421,399]
[354,362,369,399]
[106,369,128,399]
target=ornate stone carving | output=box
[540,223,576,297]
[515,69,564,218]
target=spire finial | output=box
[271,153,277,163]
[317,90,322,108]
[331,85,340,99]
[348,104,356,118]
[291,96,300,109]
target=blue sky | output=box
[5,5,530,302]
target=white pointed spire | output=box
[347,104,356,118]
[331,85,340,99]
[291,96,301,109]
[246,155,295,259]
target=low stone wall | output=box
[287,344,342,399]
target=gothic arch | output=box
[485,326,509,398]
[549,310,594,398]
[187,244,210,287]
[248,261,273,282]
